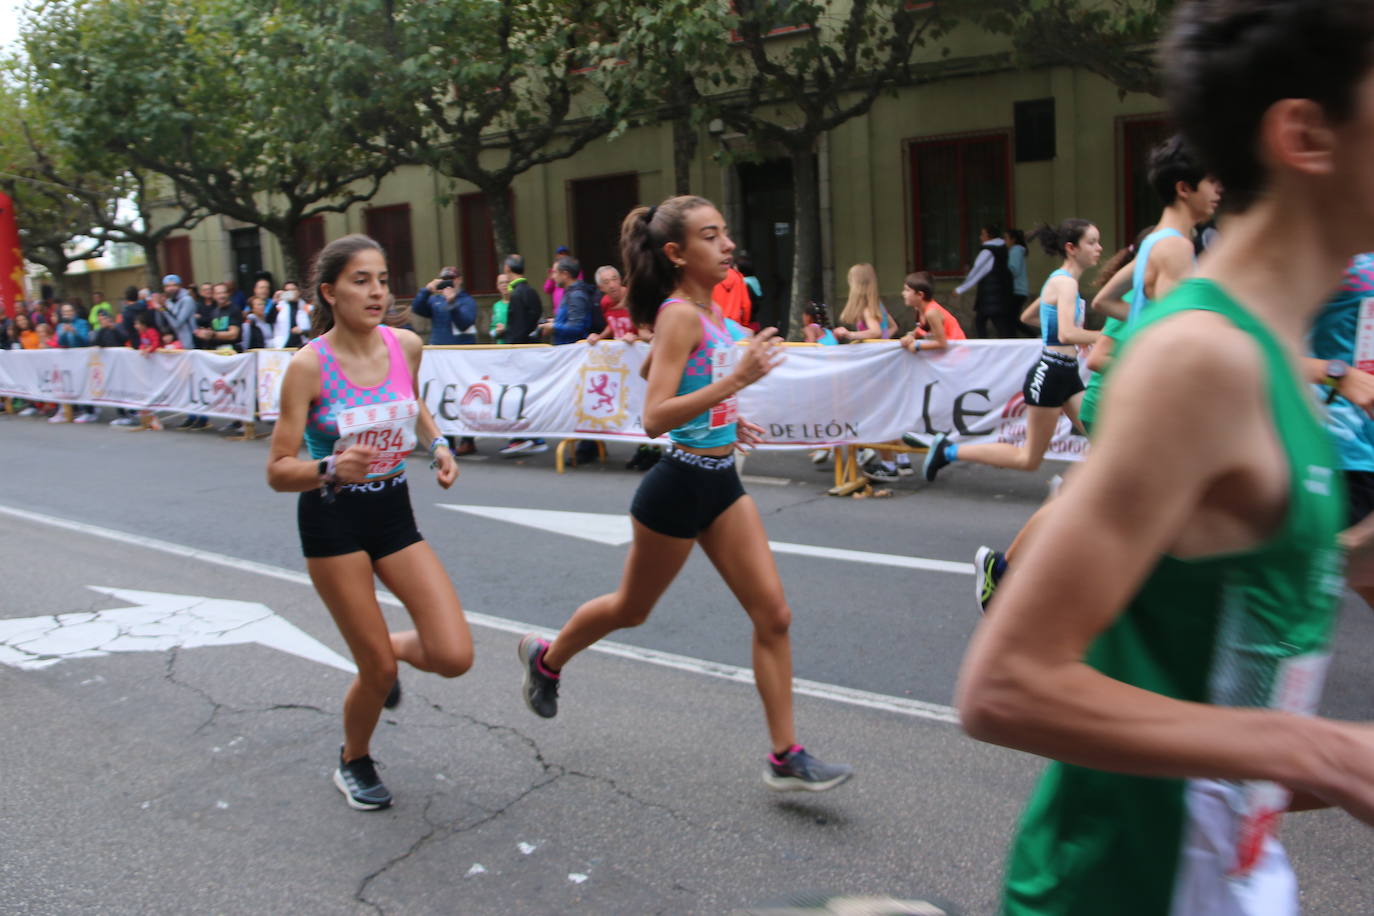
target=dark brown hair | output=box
[1165,0,1374,212]
[619,195,713,328]
[308,234,385,336]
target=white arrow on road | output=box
[0,586,356,673]
[437,504,974,575]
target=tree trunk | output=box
[672,117,698,196]
[486,184,517,265]
[272,228,303,292]
[141,241,162,289]
[786,142,822,341]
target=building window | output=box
[1120,116,1172,248]
[364,204,416,298]
[730,0,813,42]
[568,173,640,279]
[908,132,1012,275]
[1014,99,1056,163]
[160,235,193,285]
[457,192,510,295]
[293,216,325,284]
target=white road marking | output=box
[0,503,961,726]
[0,586,356,672]
[738,474,791,487]
[437,504,975,576]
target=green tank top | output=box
[1004,279,1347,916]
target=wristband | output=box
[914,339,922,352]
[318,455,338,504]
[430,436,450,455]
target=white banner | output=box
[1,341,1089,458]
[0,348,256,422]
[254,350,294,421]
[418,340,1089,459]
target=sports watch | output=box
[1322,359,1350,404]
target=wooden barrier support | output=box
[827,441,929,498]
[554,439,608,474]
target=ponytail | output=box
[308,234,385,336]
[619,195,713,329]
[1028,219,1094,259]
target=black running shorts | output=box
[1023,349,1085,409]
[630,447,746,539]
[298,473,424,560]
[1347,470,1374,527]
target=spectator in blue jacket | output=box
[541,256,599,345]
[412,266,479,345]
[54,302,90,348]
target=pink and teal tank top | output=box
[304,325,419,478]
[663,298,738,448]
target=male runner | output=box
[959,2,1374,913]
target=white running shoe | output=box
[48,413,70,424]
[499,440,534,457]
[810,449,829,465]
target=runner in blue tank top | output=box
[1307,254,1374,611]
[516,195,852,792]
[922,220,1103,482]
[1093,134,1220,323]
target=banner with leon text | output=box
[0,348,256,422]
[418,340,1090,460]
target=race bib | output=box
[1355,298,1374,372]
[709,345,738,429]
[334,399,419,477]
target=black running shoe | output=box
[334,748,392,810]
[177,416,195,430]
[517,634,559,718]
[384,678,402,709]
[764,746,853,792]
[922,432,952,482]
[974,546,1005,615]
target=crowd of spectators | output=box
[4,242,994,476]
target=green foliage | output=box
[965,0,1174,96]
[21,0,397,276]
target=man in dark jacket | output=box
[501,254,544,345]
[955,224,1017,338]
[498,254,549,457]
[542,256,600,345]
[412,266,479,345]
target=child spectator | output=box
[834,263,893,341]
[133,313,164,430]
[491,272,510,342]
[802,301,839,345]
[899,272,966,353]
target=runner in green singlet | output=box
[958,2,1374,913]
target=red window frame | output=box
[906,130,1014,277]
[457,190,513,295]
[1118,114,1171,250]
[363,203,417,298]
[160,235,193,286]
[729,1,813,43]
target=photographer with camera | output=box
[412,266,478,346]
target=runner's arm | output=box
[1091,262,1133,320]
[398,328,456,488]
[958,319,1374,814]
[1304,357,1374,419]
[1085,333,1117,374]
[266,349,329,492]
[1149,236,1196,304]
[1051,278,1100,347]
[1020,297,1042,326]
[641,305,779,439]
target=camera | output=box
[435,278,454,291]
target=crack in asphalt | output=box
[353,691,705,914]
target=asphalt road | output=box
[1,415,1371,914]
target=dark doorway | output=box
[230,228,263,300]
[737,158,794,333]
[569,173,640,277]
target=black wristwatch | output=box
[1323,359,1350,404]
